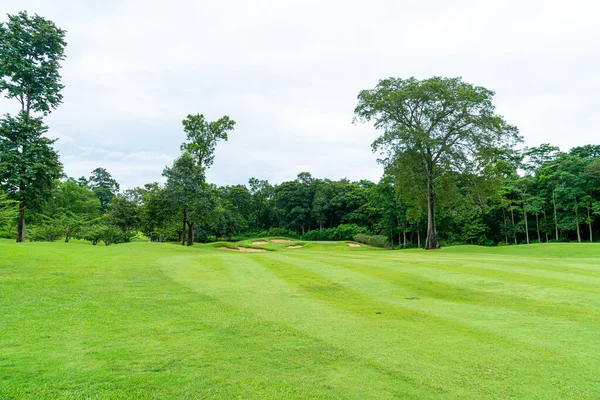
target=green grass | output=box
[1,239,599,399]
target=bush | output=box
[302,224,368,241]
[79,224,133,246]
[267,227,299,238]
[28,224,64,242]
[367,235,389,248]
[353,233,390,248]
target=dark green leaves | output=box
[0,11,67,115]
[180,114,235,168]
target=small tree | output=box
[89,168,120,214]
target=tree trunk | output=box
[181,207,187,246]
[502,208,508,244]
[187,221,194,246]
[16,203,25,243]
[552,187,559,241]
[542,206,549,242]
[425,181,440,250]
[523,198,530,245]
[587,207,593,242]
[536,214,541,243]
[510,208,517,245]
[575,206,581,243]
[417,229,421,248]
[389,227,393,249]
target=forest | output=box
[1,11,599,249]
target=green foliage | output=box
[180,114,235,168]
[88,168,119,214]
[354,76,520,249]
[43,178,100,218]
[0,113,62,207]
[353,233,390,248]
[302,223,367,241]
[28,223,63,242]
[0,11,67,115]
[79,223,134,246]
[0,190,17,227]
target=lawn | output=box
[1,239,599,399]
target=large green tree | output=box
[163,152,216,246]
[354,76,520,249]
[0,114,62,241]
[0,11,67,241]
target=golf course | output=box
[1,239,599,399]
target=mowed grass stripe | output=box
[159,252,443,398]
[270,251,600,360]
[167,251,595,398]
[288,251,600,315]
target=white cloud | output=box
[1,0,599,188]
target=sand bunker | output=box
[347,243,360,247]
[286,245,304,249]
[271,239,292,243]
[217,246,268,253]
[238,247,268,253]
[252,241,270,245]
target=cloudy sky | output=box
[2,0,599,188]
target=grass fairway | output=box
[1,239,599,399]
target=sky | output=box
[2,0,600,188]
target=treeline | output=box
[2,142,597,247]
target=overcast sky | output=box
[2,0,599,188]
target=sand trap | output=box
[252,241,269,245]
[238,247,268,253]
[286,245,304,249]
[271,239,292,243]
[217,246,268,253]
[347,243,360,247]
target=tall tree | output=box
[0,114,62,241]
[180,114,235,168]
[354,76,520,249]
[0,11,67,241]
[89,168,120,214]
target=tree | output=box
[0,114,62,241]
[0,11,67,116]
[163,152,215,246]
[354,76,520,249]
[43,178,100,218]
[180,114,235,168]
[0,190,17,227]
[0,11,67,242]
[89,168,120,214]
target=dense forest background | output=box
[2,142,599,248]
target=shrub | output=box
[267,227,299,238]
[303,224,368,241]
[28,224,64,242]
[367,235,389,248]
